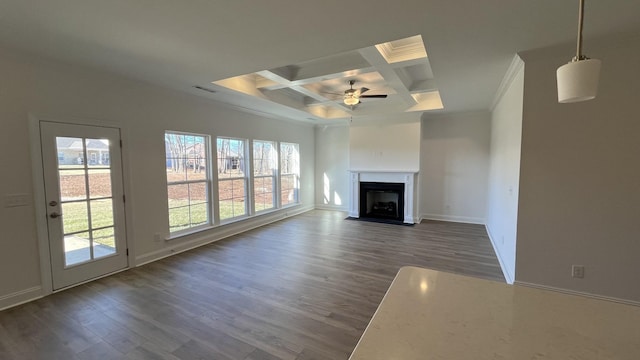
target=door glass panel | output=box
[61,201,89,234]
[56,137,86,169]
[85,138,110,168]
[93,227,116,259]
[64,232,91,266]
[88,170,112,198]
[90,199,114,228]
[59,169,87,201]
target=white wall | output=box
[420,112,491,224]
[486,57,524,283]
[349,121,420,171]
[516,35,640,303]
[0,48,315,308]
[315,125,349,210]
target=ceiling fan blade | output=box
[358,87,370,95]
[359,94,388,99]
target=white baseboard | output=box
[135,205,314,266]
[0,286,43,311]
[420,213,485,225]
[314,204,348,211]
[485,224,514,284]
[515,281,640,307]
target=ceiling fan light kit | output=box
[342,79,387,107]
[557,0,601,103]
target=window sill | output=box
[167,224,216,241]
[166,204,302,241]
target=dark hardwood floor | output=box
[0,210,503,359]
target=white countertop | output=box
[349,266,640,359]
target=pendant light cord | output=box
[575,0,585,61]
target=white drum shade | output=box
[557,59,601,103]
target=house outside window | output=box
[280,142,300,206]
[217,137,248,220]
[253,140,277,212]
[165,131,211,233]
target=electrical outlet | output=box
[572,265,585,279]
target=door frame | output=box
[29,113,135,295]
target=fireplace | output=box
[348,171,418,224]
[359,182,404,222]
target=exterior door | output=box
[40,121,128,290]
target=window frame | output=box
[164,131,213,236]
[216,136,249,222]
[252,139,278,213]
[279,142,300,207]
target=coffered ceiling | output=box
[210,35,442,121]
[0,1,639,125]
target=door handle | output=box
[50,212,63,219]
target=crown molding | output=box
[490,54,525,111]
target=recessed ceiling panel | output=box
[211,34,442,122]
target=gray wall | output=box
[516,36,640,302]
[486,58,524,283]
[0,48,315,308]
[420,112,491,224]
[315,125,350,210]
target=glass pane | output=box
[62,201,89,234]
[85,138,110,168]
[59,169,86,201]
[217,138,245,179]
[56,137,85,169]
[280,143,299,175]
[91,199,114,228]
[88,170,112,199]
[254,177,274,212]
[93,227,116,259]
[186,136,207,181]
[168,184,188,208]
[165,133,188,182]
[219,179,246,220]
[64,232,91,266]
[253,141,276,176]
[169,206,190,232]
[219,180,231,201]
[190,203,208,227]
[189,182,207,205]
[232,179,246,199]
[168,183,189,232]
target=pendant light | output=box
[556,0,601,103]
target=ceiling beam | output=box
[358,47,417,106]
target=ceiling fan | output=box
[339,80,388,107]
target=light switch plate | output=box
[4,193,31,208]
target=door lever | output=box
[49,212,63,219]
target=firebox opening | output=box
[359,182,404,222]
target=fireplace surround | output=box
[348,171,418,224]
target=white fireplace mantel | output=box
[348,170,419,224]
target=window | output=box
[165,132,210,233]
[253,140,277,212]
[280,142,300,206]
[217,137,247,220]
